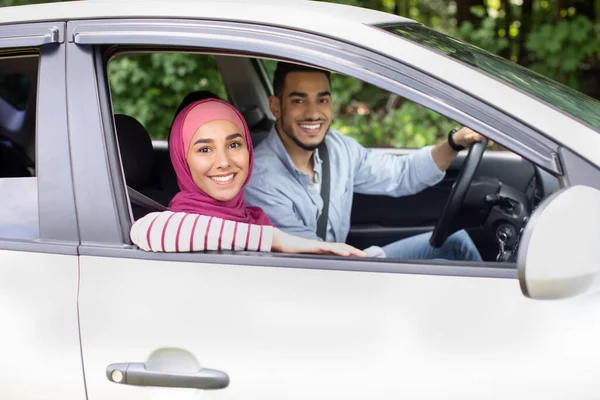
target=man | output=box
[245,62,482,260]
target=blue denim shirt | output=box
[245,127,445,242]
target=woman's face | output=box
[186,119,249,202]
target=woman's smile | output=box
[209,172,236,184]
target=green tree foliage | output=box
[321,0,600,147]
[526,16,600,89]
[3,0,598,146]
[108,53,227,139]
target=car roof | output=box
[0,0,412,29]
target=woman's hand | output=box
[271,229,367,257]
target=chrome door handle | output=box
[106,363,229,390]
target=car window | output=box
[261,59,455,149]
[108,52,228,140]
[104,46,544,265]
[0,72,29,111]
[0,53,39,240]
[382,23,600,133]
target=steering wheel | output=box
[429,137,488,248]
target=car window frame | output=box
[0,21,79,255]
[67,17,570,277]
[70,19,561,172]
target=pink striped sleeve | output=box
[259,226,274,252]
[217,219,226,250]
[204,217,214,251]
[145,213,162,252]
[130,211,275,253]
[231,222,239,250]
[174,214,188,252]
[160,213,177,252]
[189,214,200,252]
[244,224,251,251]
[257,226,263,251]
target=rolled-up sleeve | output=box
[351,142,445,197]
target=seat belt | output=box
[128,186,167,213]
[316,142,330,240]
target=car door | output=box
[68,18,600,400]
[0,23,86,399]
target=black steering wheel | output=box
[429,137,488,248]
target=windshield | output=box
[381,24,600,132]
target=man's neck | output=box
[276,127,315,176]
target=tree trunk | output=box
[456,0,485,26]
[394,0,408,17]
[499,0,512,60]
[517,0,533,66]
[572,0,595,19]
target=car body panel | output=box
[2,2,600,399]
[79,254,600,399]
[0,250,86,399]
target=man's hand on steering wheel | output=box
[451,127,490,150]
[429,127,490,248]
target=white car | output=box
[1,1,600,399]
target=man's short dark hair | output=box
[272,62,331,98]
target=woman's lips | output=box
[209,173,235,184]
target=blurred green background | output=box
[3,0,599,147]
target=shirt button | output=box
[306,185,312,190]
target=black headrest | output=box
[175,90,221,115]
[114,114,154,189]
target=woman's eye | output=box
[198,147,211,153]
[229,141,243,149]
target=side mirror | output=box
[517,185,600,300]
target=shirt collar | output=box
[264,125,323,177]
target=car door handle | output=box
[106,363,229,390]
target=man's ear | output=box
[269,95,281,118]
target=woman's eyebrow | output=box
[226,133,243,140]
[192,137,213,146]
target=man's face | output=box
[270,71,333,151]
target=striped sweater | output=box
[130,211,274,252]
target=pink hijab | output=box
[168,99,272,226]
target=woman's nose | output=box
[214,148,231,168]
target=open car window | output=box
[105,47,560,266]
[0,53,39,241]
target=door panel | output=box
[79,254,600,399]
[0,250,85,399]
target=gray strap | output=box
[128,186,167,213]
[316,142,330,240]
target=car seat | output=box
[0,136,31,178]
[114,114,174,218]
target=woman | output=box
[130,99,366,257]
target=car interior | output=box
[0,53,40,240]
[0,54,36,179]
[0,49,561,263]
[105,52,563,263]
